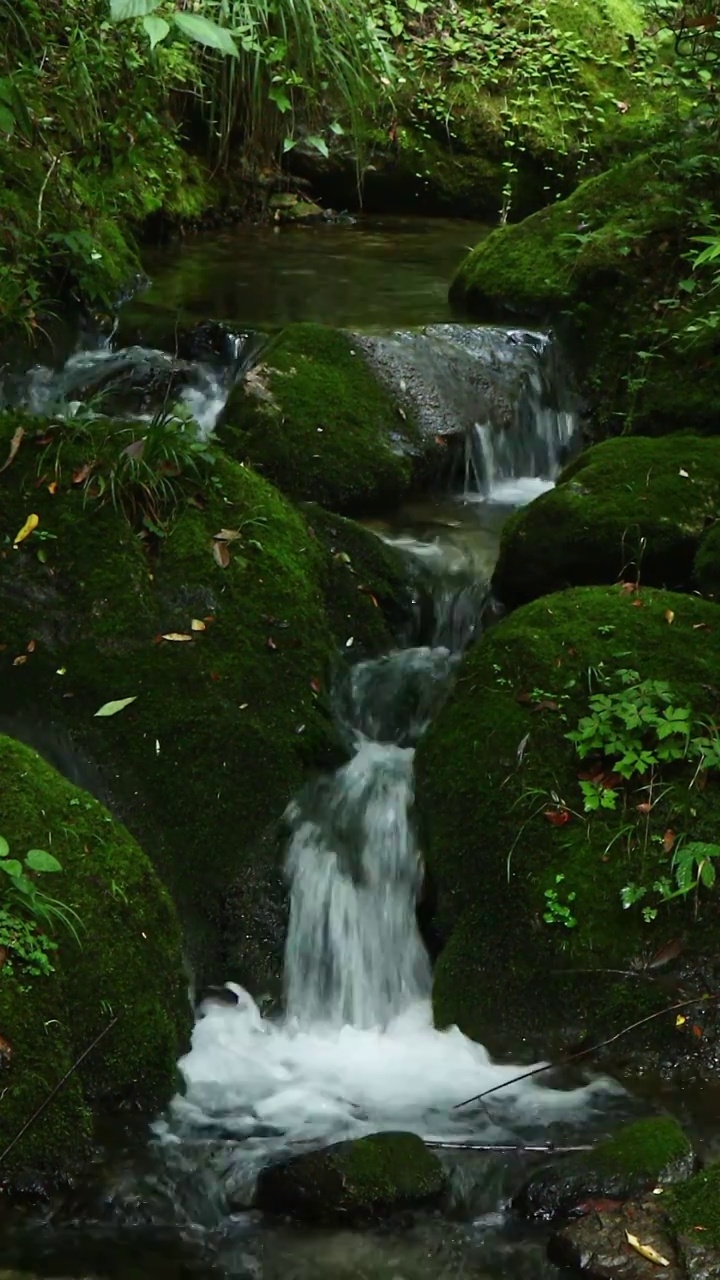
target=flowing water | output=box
[0,220,664,1280]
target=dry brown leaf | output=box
[72,462,93,485]
[624,1231,670,1267]
[26,640,36,654]
[212,540,230,569]
[161,632,194,643]
[0,1034,13,1066]
[663,829,676,854]
[0,426,24,474]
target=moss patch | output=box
[493,436,720,607]
[516,1117,693,1219]
[694,523,720,601]
[219,325,423,515]
[254,1132,446,1221]
[415,584,720,1059]
[666,1159,720,1250]
[0,734,188,1179]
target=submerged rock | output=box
[493,436,720,606]
[516,1118,694,1221]
[415,584,720,1071]
[0,735,188,1184]
[254,1132,446,1222]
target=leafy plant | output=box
[543,874,577,928]
[566,669,696,780]
[0,834,82,974]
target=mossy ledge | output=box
[415,584,720,1068]
[0,735,188,1183]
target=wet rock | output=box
[515,1118,694,1221]
[549,1199,684,1279]
[254,1132,446,1222]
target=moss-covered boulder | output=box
[493,437,720,606]
[219,324,434,515]
[666,1159,720,1254]
[450,151,720,438]
[694,523,720,601]
[415,584,720,1068]
[254,1132,446,1222]
[0,412,412,993]
[516,1118,693,1220]
[0,735,188,1182]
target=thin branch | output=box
[425,1140,594,1153]
[452,993,718,1111]
[0,1015,119,1166]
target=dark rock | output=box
[515,1118,694,1221]
[254,1132,446,1223]
[549,1199,684,1279]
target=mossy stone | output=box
[254,1132,446,1222]
[0,735,188,1180]
[515,1117,694,1220]
[219,324,423,515]
[666,1159,720,1251]
[415,585,720,1061]
[493,436,720,607]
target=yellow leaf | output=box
[47,480,59,495]
[13,513,39,545]
[676,1014,686,1027]
[161,633,194,642]
[190,619,206,632]
[664,609,674,624]
[625,1232,670,1267]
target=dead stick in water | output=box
[452,993,718,1111]
[425,1141,593,1153]
[0,1015,119,1166]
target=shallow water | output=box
[120,216,489,340]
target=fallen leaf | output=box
[47,480,59,495]
[664,609,675,624]
[0,426,24,473]
[310,677,321,693]
[13,513,40,545]
[190,619,206,632]
[212,540,230,569]
[636,801,653,814]
[679,468,689,477]
[72,462,93,485]
[692,623,711,631]
[12,655,27,666]
[533,699,559,712]
[647,938,683,970]
[94,696,138,717]
[239,702,249,710]
[161,632,194,642]
[692,1024,703,1038]
[621,581,638,594]
[122,438,145,461]
[214,528,242,543]
[631,600,644,608]
[267,636,278,651]
[613,99,629,113]
[544,808,571,826]
[26,640,36,653]
[663,829,676,854]
[625,1232,670,1267]
[0,1034,13,1066]
[676,1014,687,1028]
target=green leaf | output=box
[0,104,13,135]
[143,14,170,48]
[172,12,239,56]
[0,860,24,878]
[0,836,8,858]
[306,135,329,158]
[700,860,716,889]
[110,0,161,19]
[25,849,62,873]
[94,696,138,717]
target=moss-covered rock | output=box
[415,584,720,1067]
[493,437,720,606]
[450,151,720,438]
[694,523,720,601]
[516,1117,693,1220]
[219,324,429,515]
[0,412,411,992]
[0,734,188,1181]
[666,1159,720,1251]
[254,1132,446,1222]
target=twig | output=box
[0,1015,119,1166]
[425,1141,593,1153]
[452,993,718,1111]
[37,152,69,232]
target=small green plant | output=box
[543,874,577,928]
[0,835,82,975]
[566,669,696,779]
[623,840,720,922]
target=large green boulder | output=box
[0,735,188,1181]
[450,152,720,438]
[415,584,720,1066]
[516,1117,693,1220]
[254,1132,446,1222]
[493,436,720,606]
[0,412,410,991]
[219,324,430,515]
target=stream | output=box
[0,217,683,1279]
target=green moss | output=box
[0,735,188,1177]
[666,1160,720,1250]
[219,324,422,515]
[517,1117,692,1218]
[255,1132,446,1221]
[415,585,720,1052]
[694,523,720,600]
[493,436,720,606]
